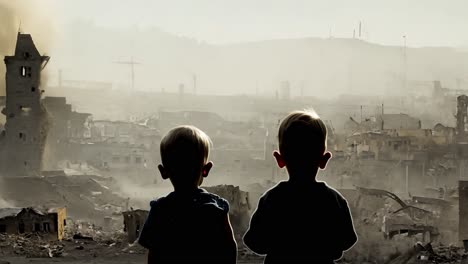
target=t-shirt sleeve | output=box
[339,198,358,252]
[138,200,159,249]
[200,196,237,263]
[217,206,238,264]
[243,195,271,255]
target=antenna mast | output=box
[113,56,141,92]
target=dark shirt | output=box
[243,180,358,264]
[138,188,237,264]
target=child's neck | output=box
[287,168,319,183]
[173,185,201,194]
[288,176,318,184]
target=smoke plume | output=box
[0,0,55,95]
[0,198,14,207]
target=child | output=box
[243,110,357,263]
[138,125,237,263]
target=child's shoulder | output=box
[318,182,350,208]
[148,195,170,209]
[258,181,290,202]
[148,189,229,213]
[198,189,230,213]
[259,181,348,205]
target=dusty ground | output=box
[0,255,263,264]
[0,238,264,264]
[0,255,144,264]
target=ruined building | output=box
[0,207,67,240]
[43,96,92,141]
[0,33,49,176]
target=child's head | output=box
[158,125,213,191]
[274,110,332,179]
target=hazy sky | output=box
[46,0,468,47]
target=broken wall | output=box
[203,185,251,239]
[122,210,148,244]
[459,180,468,243]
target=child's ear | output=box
[273,151,286,168]
[202,161,213,178]
[158,164,170,180]
[318,151,332,170]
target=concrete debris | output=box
[72,233,93,241]
[120,241,146,254]
[387,242,468,264]
[0,233,64,258]
[0,220,146,260]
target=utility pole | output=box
[406,148,409,197]
[381,103,384,130]
[114,56,141,92]
[360,105,363,123]
[402,35,407,92]
[256,81,259,96]
[58,69,62,89]
[193,74,197,95]
[359,21,362,38]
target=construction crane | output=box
[113,56,141,92]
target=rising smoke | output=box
[0,198,14,207]
[0,0,55,96]
[0,0,55,201]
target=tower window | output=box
[20,67,32,77]
[31,87,36,92]
[19,132,23,138]
[19,106,32,115]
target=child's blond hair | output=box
[160,125,212,176]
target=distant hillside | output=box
[7,20,468,98]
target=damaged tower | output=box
[1,33,50,176]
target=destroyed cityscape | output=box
[1,1,468,263]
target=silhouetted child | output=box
[244,110,358,263]
[138,125,237,263]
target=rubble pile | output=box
[429,245,468,263]
[0,233,64,258]
[65,220,145,255]
[342,222,415,263]
[387,242,468,264]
